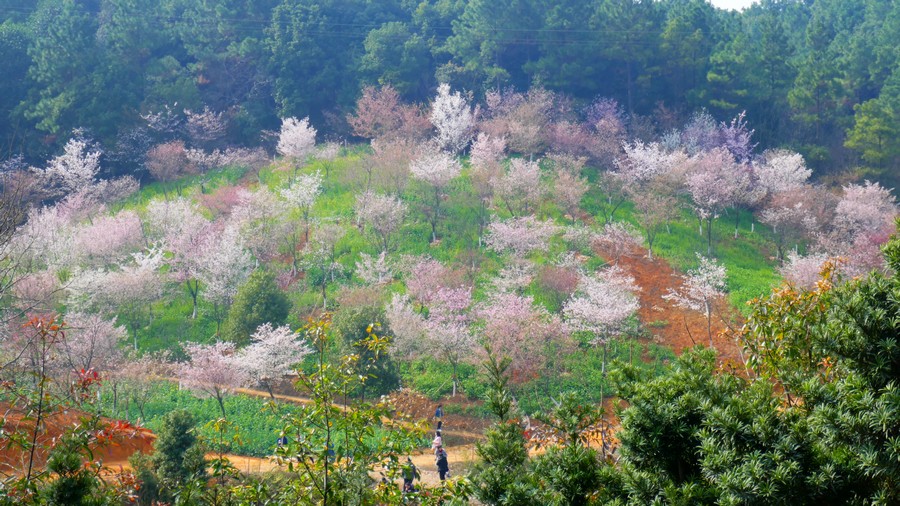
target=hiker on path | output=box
[434,403,443,430]
[431,430,443,454]
[435,445,450,481]
[401,456,419,493]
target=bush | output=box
[223,270,291,345]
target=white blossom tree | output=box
[179,341,248,419]
[663,254,727,346]
[280,171,323,243]
[196,223,255,332]
[277,116,317,167]
[409,147,461,242]
[753,149,812,196]
[354,191,407,252]
[239,323,312,400]
[563,266,640,375]
[494,158,544,216]
[430,83,475,154]
[38,138,101,196]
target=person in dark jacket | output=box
[435,445,450,481]
[401,456,419,493]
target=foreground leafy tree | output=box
[607,228,900,504]
[470,350,536,506]
[273,315,469,505]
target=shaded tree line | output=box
[3,0,900,183]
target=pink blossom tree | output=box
[146,141,192,199]
[430,83,475,154]
[469,133,507,240]
[779,251,834,290]
[196,223,255,326]
[276,117,317,169]
[594,222,643,264]
[144,198,213,319]
[368,138,414,194]
[494,158,544,216]
[58,312,126,374]
[759,189,820,260]
[103,248,166,350]
[485,216,558,257]
[179,341,248,419]
[231,187,291,263]
[354,191,407,252]
[348,85,431,142]
[476,292,565,381]
[552,165,589,222]
[409,147,461,242]
[633,190,679,261]
[419,287,477,397]
[71,210,144,267]
[663,254,727,346]
[683,148,744,255]
[239,323,312,401]
[831,180,897,242]
[563,266,640,374]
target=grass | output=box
[98,381,424,457]
[100,148,783,416]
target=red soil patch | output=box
[606,246,745,368]
[0,403,155,476]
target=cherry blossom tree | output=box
[409,147,461,242]
[184,106,228,147]
[38,138,101,196]
[142,103,183,137]
[280,171,323,243]
[469,133,507,240]
[553,166,589,222]
[239,323,312,401]
[102,248,166,350]
[779,251,834,291]
[315,142,341,179]
[276,117,317,168]
[683,148,745,255]
[418,288,477,397]
[71,211,143,267]
[476,292,565,381]
[594,222,642,264]
[753,150,812,196]
[634,191,679,262]
[486,216,558,257]
[494,158,544,216]
[146,141,191,199]
[759,189,820,260]
[18,205,75,270]
[196,224,255,331]
[430,83,475,154]
[831,181,897,242]
[179,341,248,419]
[535,265,580,311]
[563,266,640,374]
[13,270,60,313]
[230,187,291,263]
[404,257,461,304]
[348,85,431,142]
[303,223,347,310]
[144,198,213,319]
[663,254,727,346]
[368,138,414,194]
[58,312,125,374]
[354,251,392,285]
[354,191,407,252]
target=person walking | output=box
[401,456,419,493]
[435,445,450,481]
[434,403,444,430]
[431,430,443,454]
